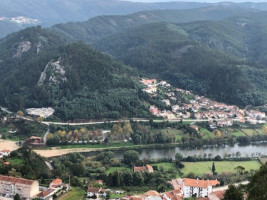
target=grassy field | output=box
[58,142,134,149]
[106,167,129,174]
[152,162,176,171]
[57,187,86,200]
[181,160,261,176]
[231,131,246,137]
[200,128,215,139]
[6,158,24,165]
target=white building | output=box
[0,175,40,199]
[0,150,10,157]
[182,178,219,198]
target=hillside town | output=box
[141,78,266,128]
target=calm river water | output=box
[83,143,267,160]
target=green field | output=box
[106,167,129,174]
[57,187,86,200]
[6,158,24,165]
[231,131,246,137]
[200,128,215,139]
[181,161,261,176]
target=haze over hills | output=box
[52,5,257,43]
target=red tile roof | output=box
[0,175,36,186]
[134,166,147,172]
[37,189,55,197]
[145,190,160,196]
[183,178,220,188]
[50,178,62,186]
[87,187,101,193]
[146,164,154,172]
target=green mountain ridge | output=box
[0,27,152,120]
[52,5,258,43]
[94,22,267,106]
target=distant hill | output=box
[0,27,151,120]
[52,5,258,43]
[95,22,267,106]
[0,0,210,26]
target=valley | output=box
[0,1,267,200]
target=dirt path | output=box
[34,148,97,157]
[0,139,19,151]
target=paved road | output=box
[1,106,239,126]
[213,180,249,192]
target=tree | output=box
[216,130,222,138]
[223,185,243,200]
[175,153,183,161]
[263,126,267,134]
[16,110,24,116]
[13,194,21,200]
[123,150,139,165]
[212,162,216,175]
[247,164,267,200]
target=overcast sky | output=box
[125,0,267,2]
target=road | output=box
[1,106,239,126]
[213,180,249,192]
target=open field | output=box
[57,187,86,200]
[106,167,129,174]
[200,128,214,139]
[231,131,246,137]
[0,139,19,151]
[6,158,24,165]
[181,160,261,176]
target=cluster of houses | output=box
[141,78,266,127]
[119,178,222,200]
[0,149,10,159]
[0,175,68,200]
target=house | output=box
[0,149,10,157]
[217,119,233,127]
[182,178,219,198]
[162,190,183,200]
[0,175,40,199]
[143,86,157,94]
[0,153,3,159]
[49,178,62,188]
[87,187,106,198]
[37,189,56,200]
[141,79,157,86]
[134,164,154,173]
[28,136,44,145]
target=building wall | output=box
[0,180,39,199]
[183,185,209,198]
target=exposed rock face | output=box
[13,41,31,57]
[38,59,67,86]
[36,42,43,54]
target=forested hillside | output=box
[95,22,267,106]
[52,5,257,43]
[0,27,151,120]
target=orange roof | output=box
[210,191,225,199]
[1,149,10,152]
[210,180,220,186]
[134,166,147,172]
[183,178,220,188]
[51,178,62,185]
[38,189,55,197]
[145,190,159,196]
[0,175,36,186]
[3,162,9,165]
[146,164,154,172]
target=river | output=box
[82,143,267,160]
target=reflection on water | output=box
[82,143,267,160]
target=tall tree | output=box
[212,162,216,175]
[223,185,243,200]
[247,164,267,200]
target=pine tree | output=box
[212,162,216,175]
